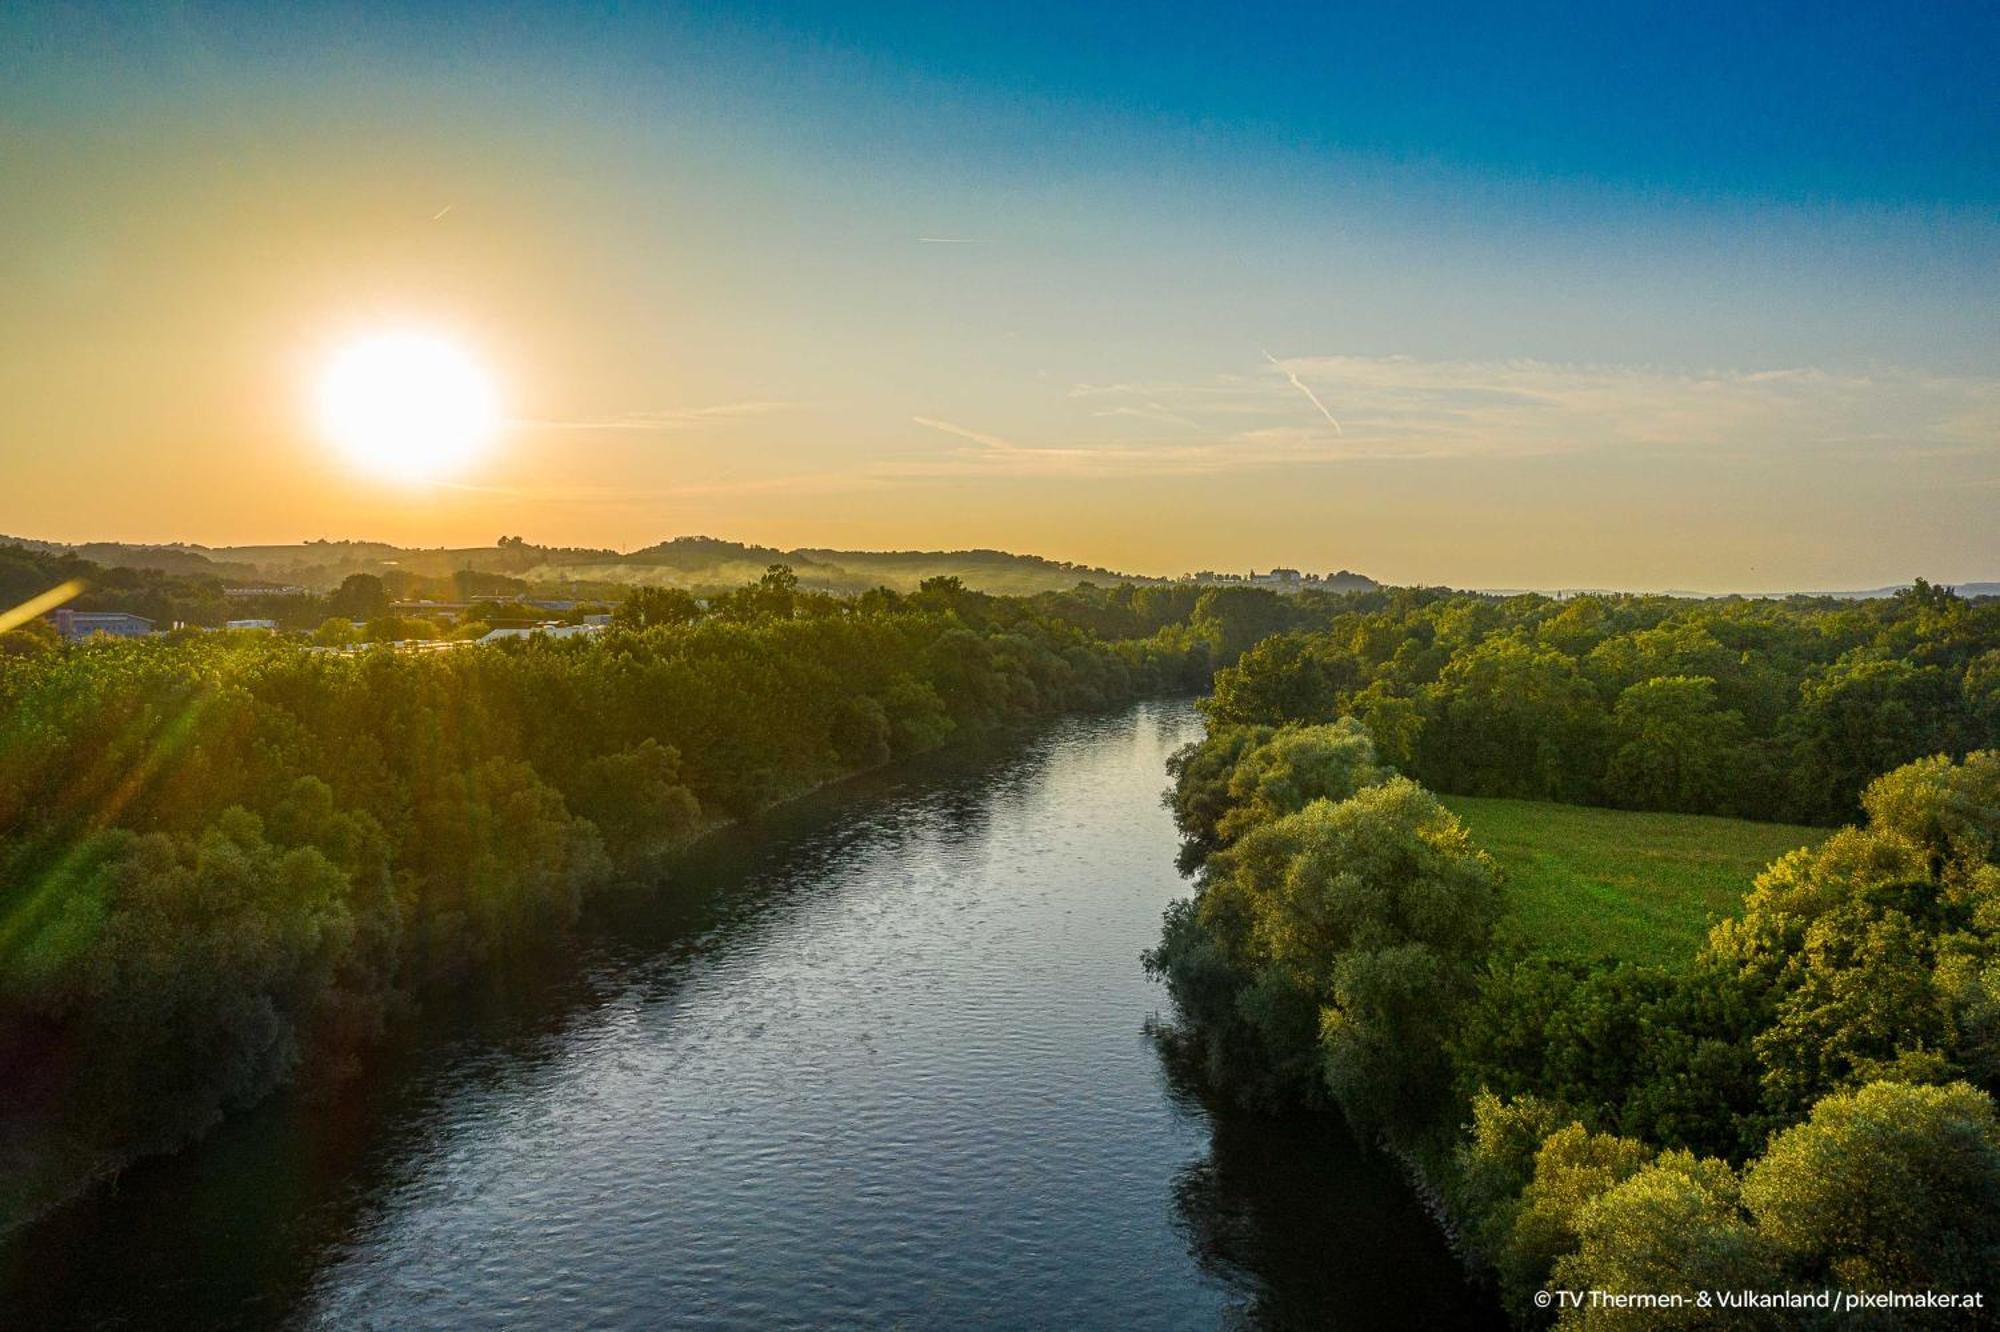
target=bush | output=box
[1742,1080,2000,1290]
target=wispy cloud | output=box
[1090,403,1203,429]
[514,400,799,432]
[911,416,1020,452]
[1075,354,2000,468]
[888,353,2000,485]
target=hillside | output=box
[0,534,1186,597]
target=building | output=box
[224,618,279,631]
[478,623,605,643]
[51,610,154,640]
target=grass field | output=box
[1439,796,1829,966]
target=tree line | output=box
[0,567,1215,1230]
[1194,579,2000,827]
[1148,716,2000,1323]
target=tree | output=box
[572,739,702,856]
[0,616,59,657]
[613,585,701,630]
[1420,634,1607,801]
[1212,719,1387,844]
[1189,585,1296,664]
[1860,749,2000,872]
[1742,1080,2000,1290]
[1552,1152,1780,1329]
[326,572,389,620]
[1501,1123,1651,1311]
[1201,777,1503,1133]
[312,617,360,647]
[1164,723,1274,855]
[1789,655,1968,823]
[1603,675,1745,813]
[1703,752,2000,1119]
[1204,632,1361,726]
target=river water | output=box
[1,700,1498,1329]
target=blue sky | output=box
[3,2,1996,587]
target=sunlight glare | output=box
[316,333,499,483]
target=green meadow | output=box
[1439,795,1829,966]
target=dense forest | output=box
[0,560,1240,1230]
[1194,580,2000,827]
[1147,582,2000,1323]
[12,541,2000,1308]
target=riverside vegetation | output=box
[1148,582,2000,1325]
[7,544,2000,1312]
[2,559,1315,1231]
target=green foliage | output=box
[311,617,360,647]
[1453,956,1768,1160]
[1212,719,1387,845]
[612,585,701,629]
[1443,752,2000,1312]
[1551,1152,1779,1329]
[1702,764,2000,1120]
[1422,634,1609,803]
[1604,675,1747,811]
[1199,584,2000,824]
[1742,1080,2000,1290]
[0,574,1208,1227]
[1146,572,2000,1313]
[1151,772,1501,1135]
[1162,723,1273,858]
[1861,749,2000,870]
[327,572,389,620]
[1453,1091,1575,1263]
[1502,1123,1652,1310]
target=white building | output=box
[479,623,605,644]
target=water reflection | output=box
[1157,1047,1504,1329]
[1,702,1497,1329]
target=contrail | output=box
[1262,349,1343,435]
[431,204,454,221]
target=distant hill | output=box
[1481,581,2000,602]
[0,534,1187,597]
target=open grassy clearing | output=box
[1439,795,1829,966]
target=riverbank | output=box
[2,701,1498,1327]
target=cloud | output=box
[911,416,1020,452]
[1074,354,2000,469]
[514,400,799,432]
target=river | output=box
[0,700,1499,1329]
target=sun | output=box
[316,333,500,482]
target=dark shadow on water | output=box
[0,715,1122,1328]
[0,702,1501,1329]
[1154,1035,1505,1330]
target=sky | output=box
[2,1,1996,591]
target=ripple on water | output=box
[2,703,1498,1330]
